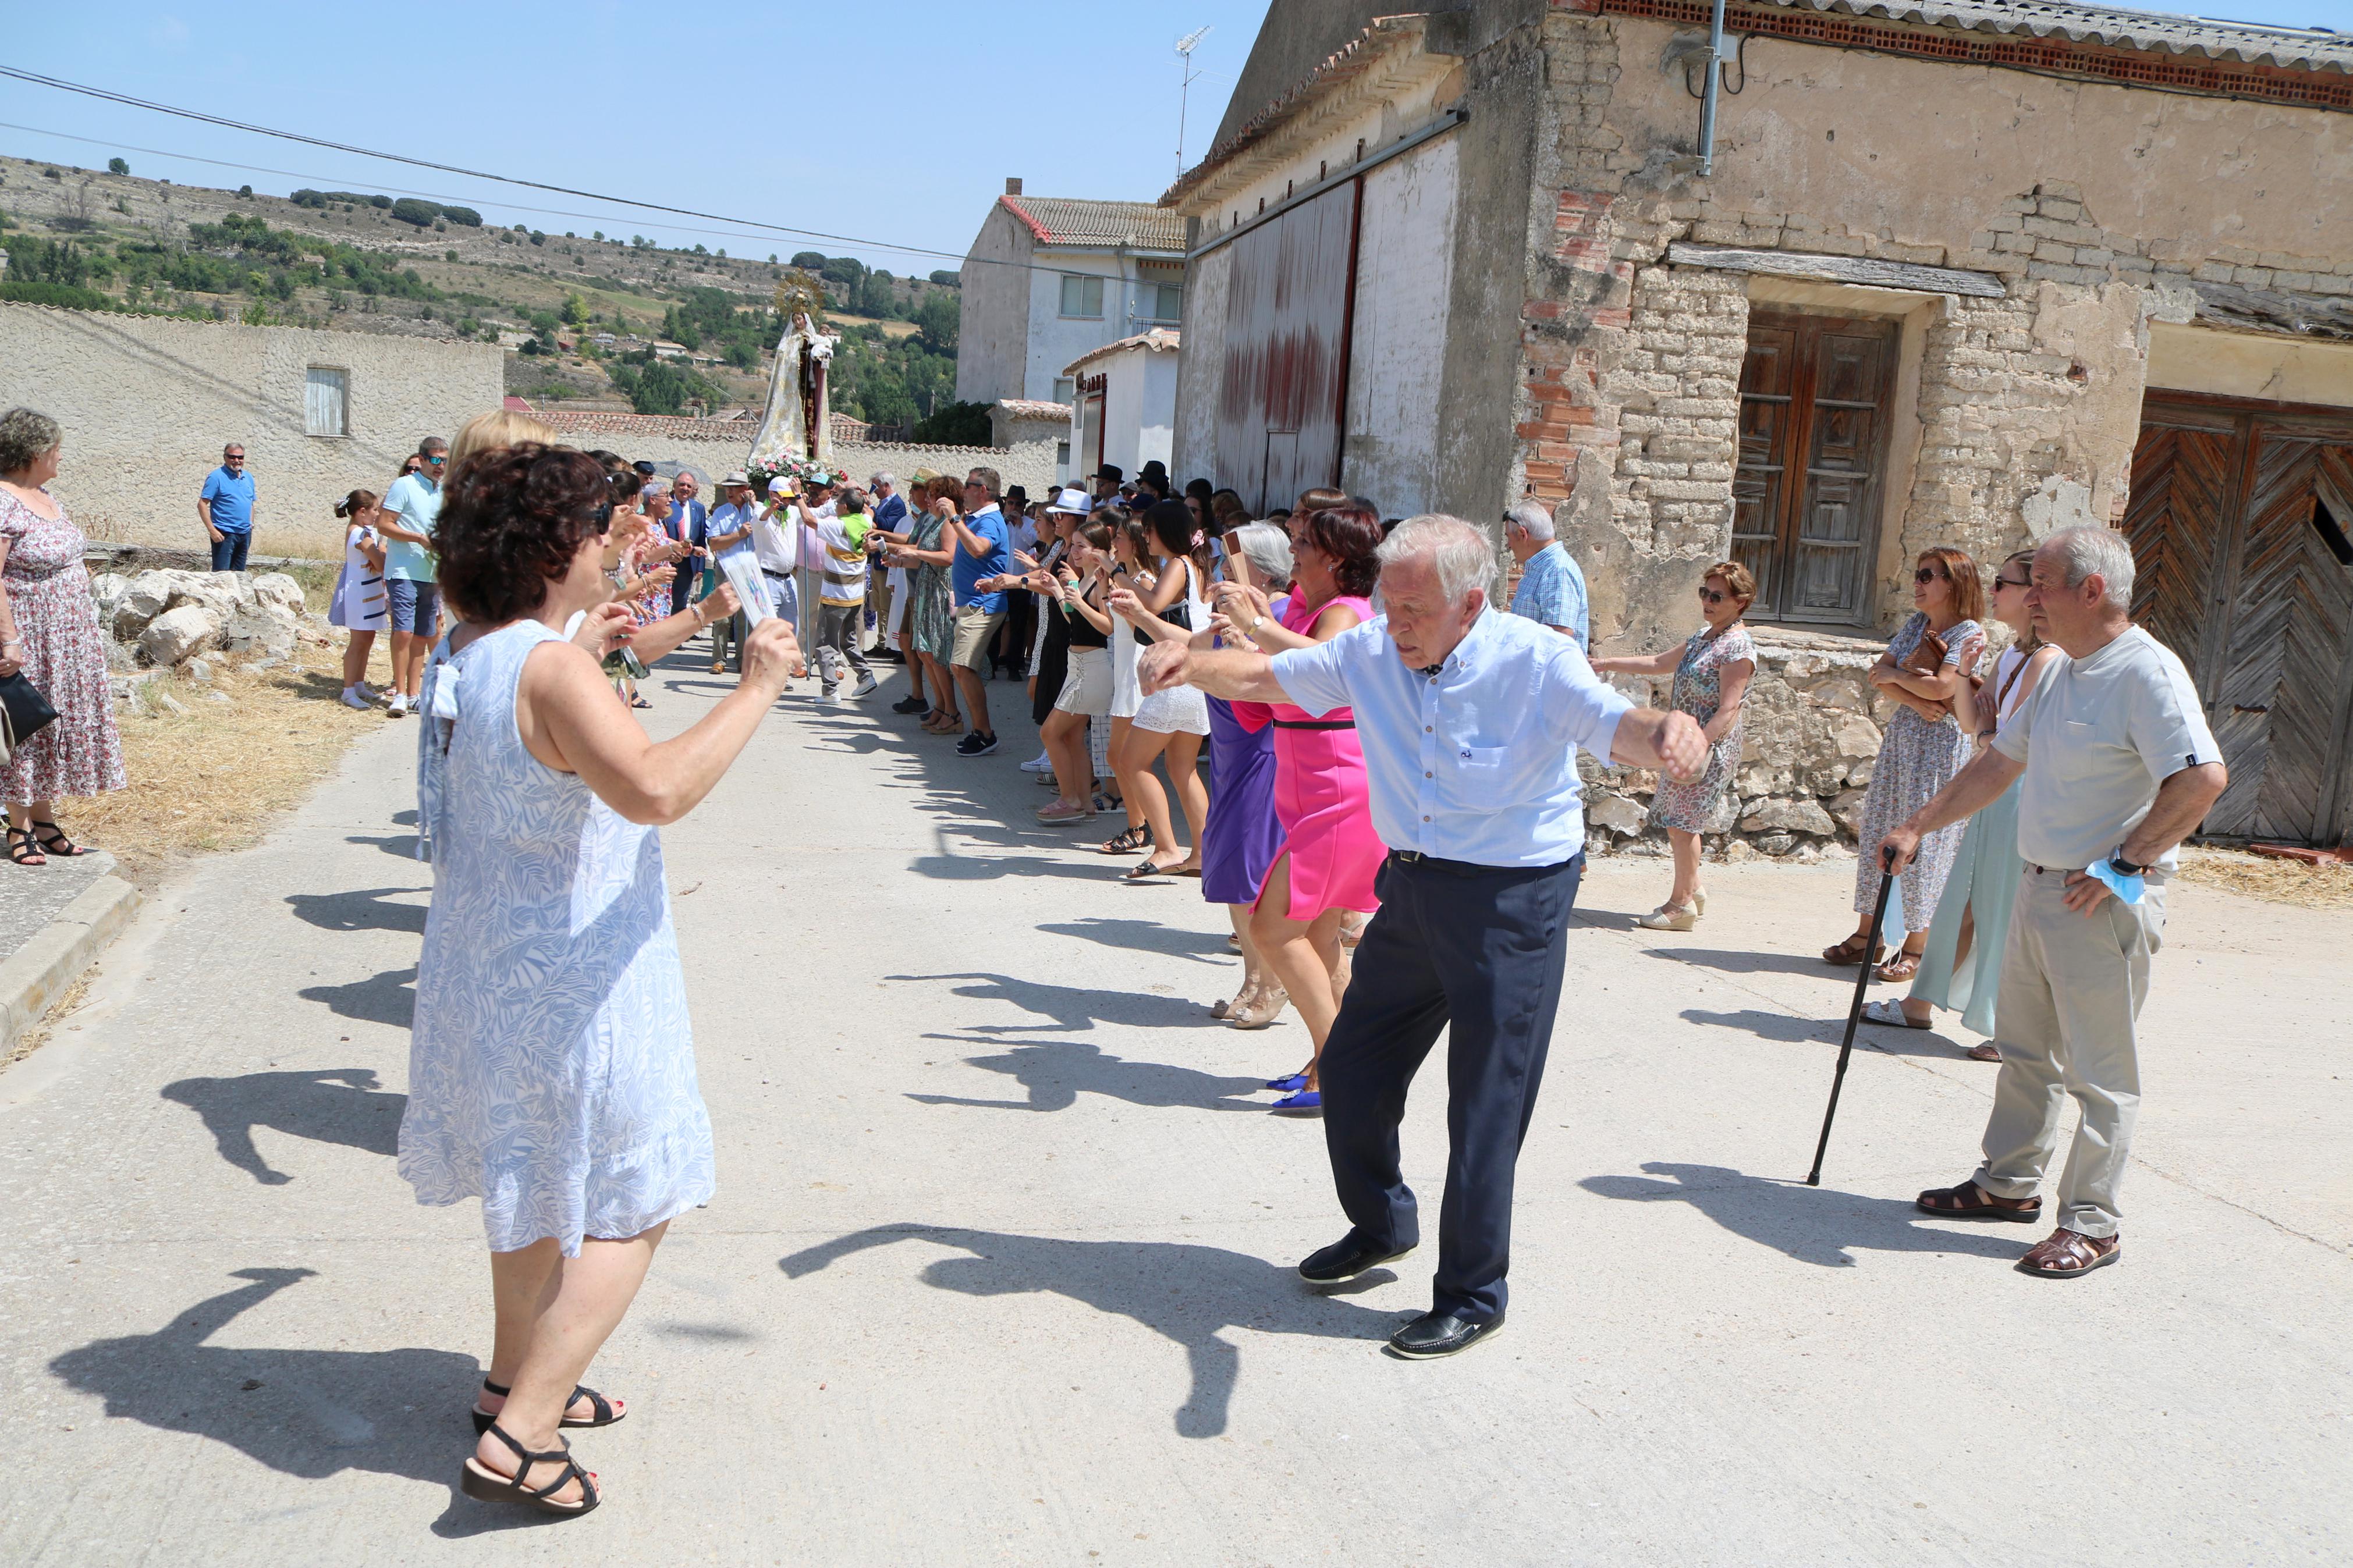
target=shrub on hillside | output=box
[910,400,993,446]
[391,198,439,227]
[928,269,960,287]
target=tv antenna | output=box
[1175,25,1212,179]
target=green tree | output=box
[560,292,590,327]
[911,400,992,445]
[913,290,958,355]
[108,157,129,175]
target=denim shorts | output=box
[386,577,441,635]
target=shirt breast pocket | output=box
[1451,745,1513,807]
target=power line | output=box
[0,65,998,269]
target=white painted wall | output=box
[1092,346,1181,478]
[1172,243,1231,483]
[1341,134,1458,519]
[955,207,1034,405]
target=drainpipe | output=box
[1697,0,1727,177]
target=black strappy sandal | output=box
[30,821,86,858]
[1098,824,1153,856]
[8,827,44,867]
[460,1421,601,1517]
[471,1378,626,1435]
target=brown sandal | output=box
[1915,1180,2042,1222]
[2018,1227,2120,1278]
[1822,933,1883,967]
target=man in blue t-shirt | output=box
[378,435,448,717]
[1503,499,1590,646]
[197,443,256,572]
[943,465,1013,756]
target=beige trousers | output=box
[1971,865,2166,1238]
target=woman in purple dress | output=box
[1199,524,1294,1025]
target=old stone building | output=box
[1167,0,2353,849]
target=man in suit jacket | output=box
[667,469,709,618]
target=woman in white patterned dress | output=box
[402,443,801,1520]
[1825,546,1986,983]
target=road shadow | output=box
[161,1068,404,1185]
[45,1267,522,1535]
[1656,947,1865,979]
[1682,1008,1989,1062]
[345,833,424,859]
[887,972,1215,1033]
[1036,916,1231,964]
[1577,1162,2025,1268]
[779,1225,1400,1437]
[284,887,428,936]
[299,966,416,1029]
[909,1040,1263,1113]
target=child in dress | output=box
[329,489,390,710]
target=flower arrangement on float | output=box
[746,453,843,496]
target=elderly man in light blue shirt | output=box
[1504,499,1589,644]
[1141,515,1703,1359]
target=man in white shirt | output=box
[1141,515,1705,1358]
[1882,525,2226,1279]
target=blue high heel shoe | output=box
[1270,1089,1322,1115]
[1264,1071,1308,1093]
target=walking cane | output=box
[1807,848,1897,1186]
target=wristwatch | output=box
[2107,848,2146,877]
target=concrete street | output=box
[1,645,2347,1566]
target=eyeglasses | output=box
[223,454,245,462]
[1993,575,2030,591]
[1914,566,1947,584]
[424,454,447,466]
[1696,586,1729,605]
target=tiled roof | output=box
[999,195,1189,252]
[996,398,1074,420]
[1745,0,2353,72]
[1062,328,1181,378]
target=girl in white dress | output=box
[328,489,390,709]
[1106,499,1213,880]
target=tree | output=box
[560,292,590,327]
[911,400,992,445]
[929,269,961,287]
[441,206,482,227]
[108,157,129,175]
[913,290,959,355]
[391,198,440,227]
[790,251,826,270]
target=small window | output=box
[1051,377,1076,404]
[1055,440,1071,468]
[1147,283,1183,323]
[305,367,349,437]
[1059,274,1103,319]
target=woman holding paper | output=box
[402,443,801,1521]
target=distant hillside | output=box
[0,153,963,424]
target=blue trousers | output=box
[209,531,251,572]
[1320,850,1585,1324]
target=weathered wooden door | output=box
[2126,394,2353,845]
[1215,181,1358,512]
[1733,311,1898,625]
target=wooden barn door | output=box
[1733,311,1898,625]
[2127,395,2353,845]
[1215,180,1359,513]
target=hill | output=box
[0,153,963,425]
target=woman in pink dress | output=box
[1216,502,1386,1115]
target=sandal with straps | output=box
[471,1378,626,1435]
[460,1421,601,1517]
[1098,824,1153,856]
[1822,932,1883,968]
[8,826,45,867]
[30,822,85,858]
[1915,1179,2042,1223]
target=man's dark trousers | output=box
[1319,849,1584,1324]
[209,531,251,572]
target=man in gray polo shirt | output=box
[1880,525,2224,1278]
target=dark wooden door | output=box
[2127,394,2353,845]
[1734,311,1898,624]
[1215,181,1358,512]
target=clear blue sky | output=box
[3,0,2347,274]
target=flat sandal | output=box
[471,1377,625,1435]
[460,1421,600,1517]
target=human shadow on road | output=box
[1578,1162,2024,1268]
[345,831,424,859]
[161,1068,404,1185]
[1682,1007,1986,1061]
[779,1225,1399,1437]
[47,1267,506,1531]
[299,965,417,1029]
[284,887,428,936]
[908,1040,1263,1113]
[910,852,1113,883]
[1035,916,1231,964]
[888,972,1212,1033]
[1652,947,1856,979]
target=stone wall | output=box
[0,303,505,555]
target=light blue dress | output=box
[399,620,714,1255]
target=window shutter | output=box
[305,367,349,436]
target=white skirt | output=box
[1109,620,1141,720]
[1055,645,1112,717]
[1132,680,1208,737]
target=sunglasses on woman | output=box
[1993,574,2030,591]
[1695,586,1730,605]
[1914,566,1947,584]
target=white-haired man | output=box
[1141,515,1706,1358]
[1882,525,2225,1278]
[1503,499,1588,645]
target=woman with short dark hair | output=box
[402,443,802,1520]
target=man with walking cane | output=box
[1879,527,2224,1278]
[1140,516,1707,1357]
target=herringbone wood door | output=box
[2121,418,2235,682]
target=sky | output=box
[3,0,2348,275]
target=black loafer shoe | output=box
[1386,1310,1504,1360]
[1298,1235,1415,1285]
[891,694,928,713]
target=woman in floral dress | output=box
[1825,546,1986,982]
[877,479,960,730]
[1592,560,1757,930]
[0,409,126,866]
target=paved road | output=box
[2,646,2347,1566]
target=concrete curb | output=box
[0,873,143,1051]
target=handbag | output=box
[1897,627,1982,717]
[0,671,59,762]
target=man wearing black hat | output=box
[1091,464,1123,510]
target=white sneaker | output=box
[819,689,839,705]
[340,687,372,710]
[1019,750,1055,773]
[354,681,384,704]
[851,673,880,698]
[388,692,410,717]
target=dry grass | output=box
[73,637,397,890]
[2176,845,2353,911]
[1,971,93,1075]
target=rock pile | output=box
[91,568,317,669]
